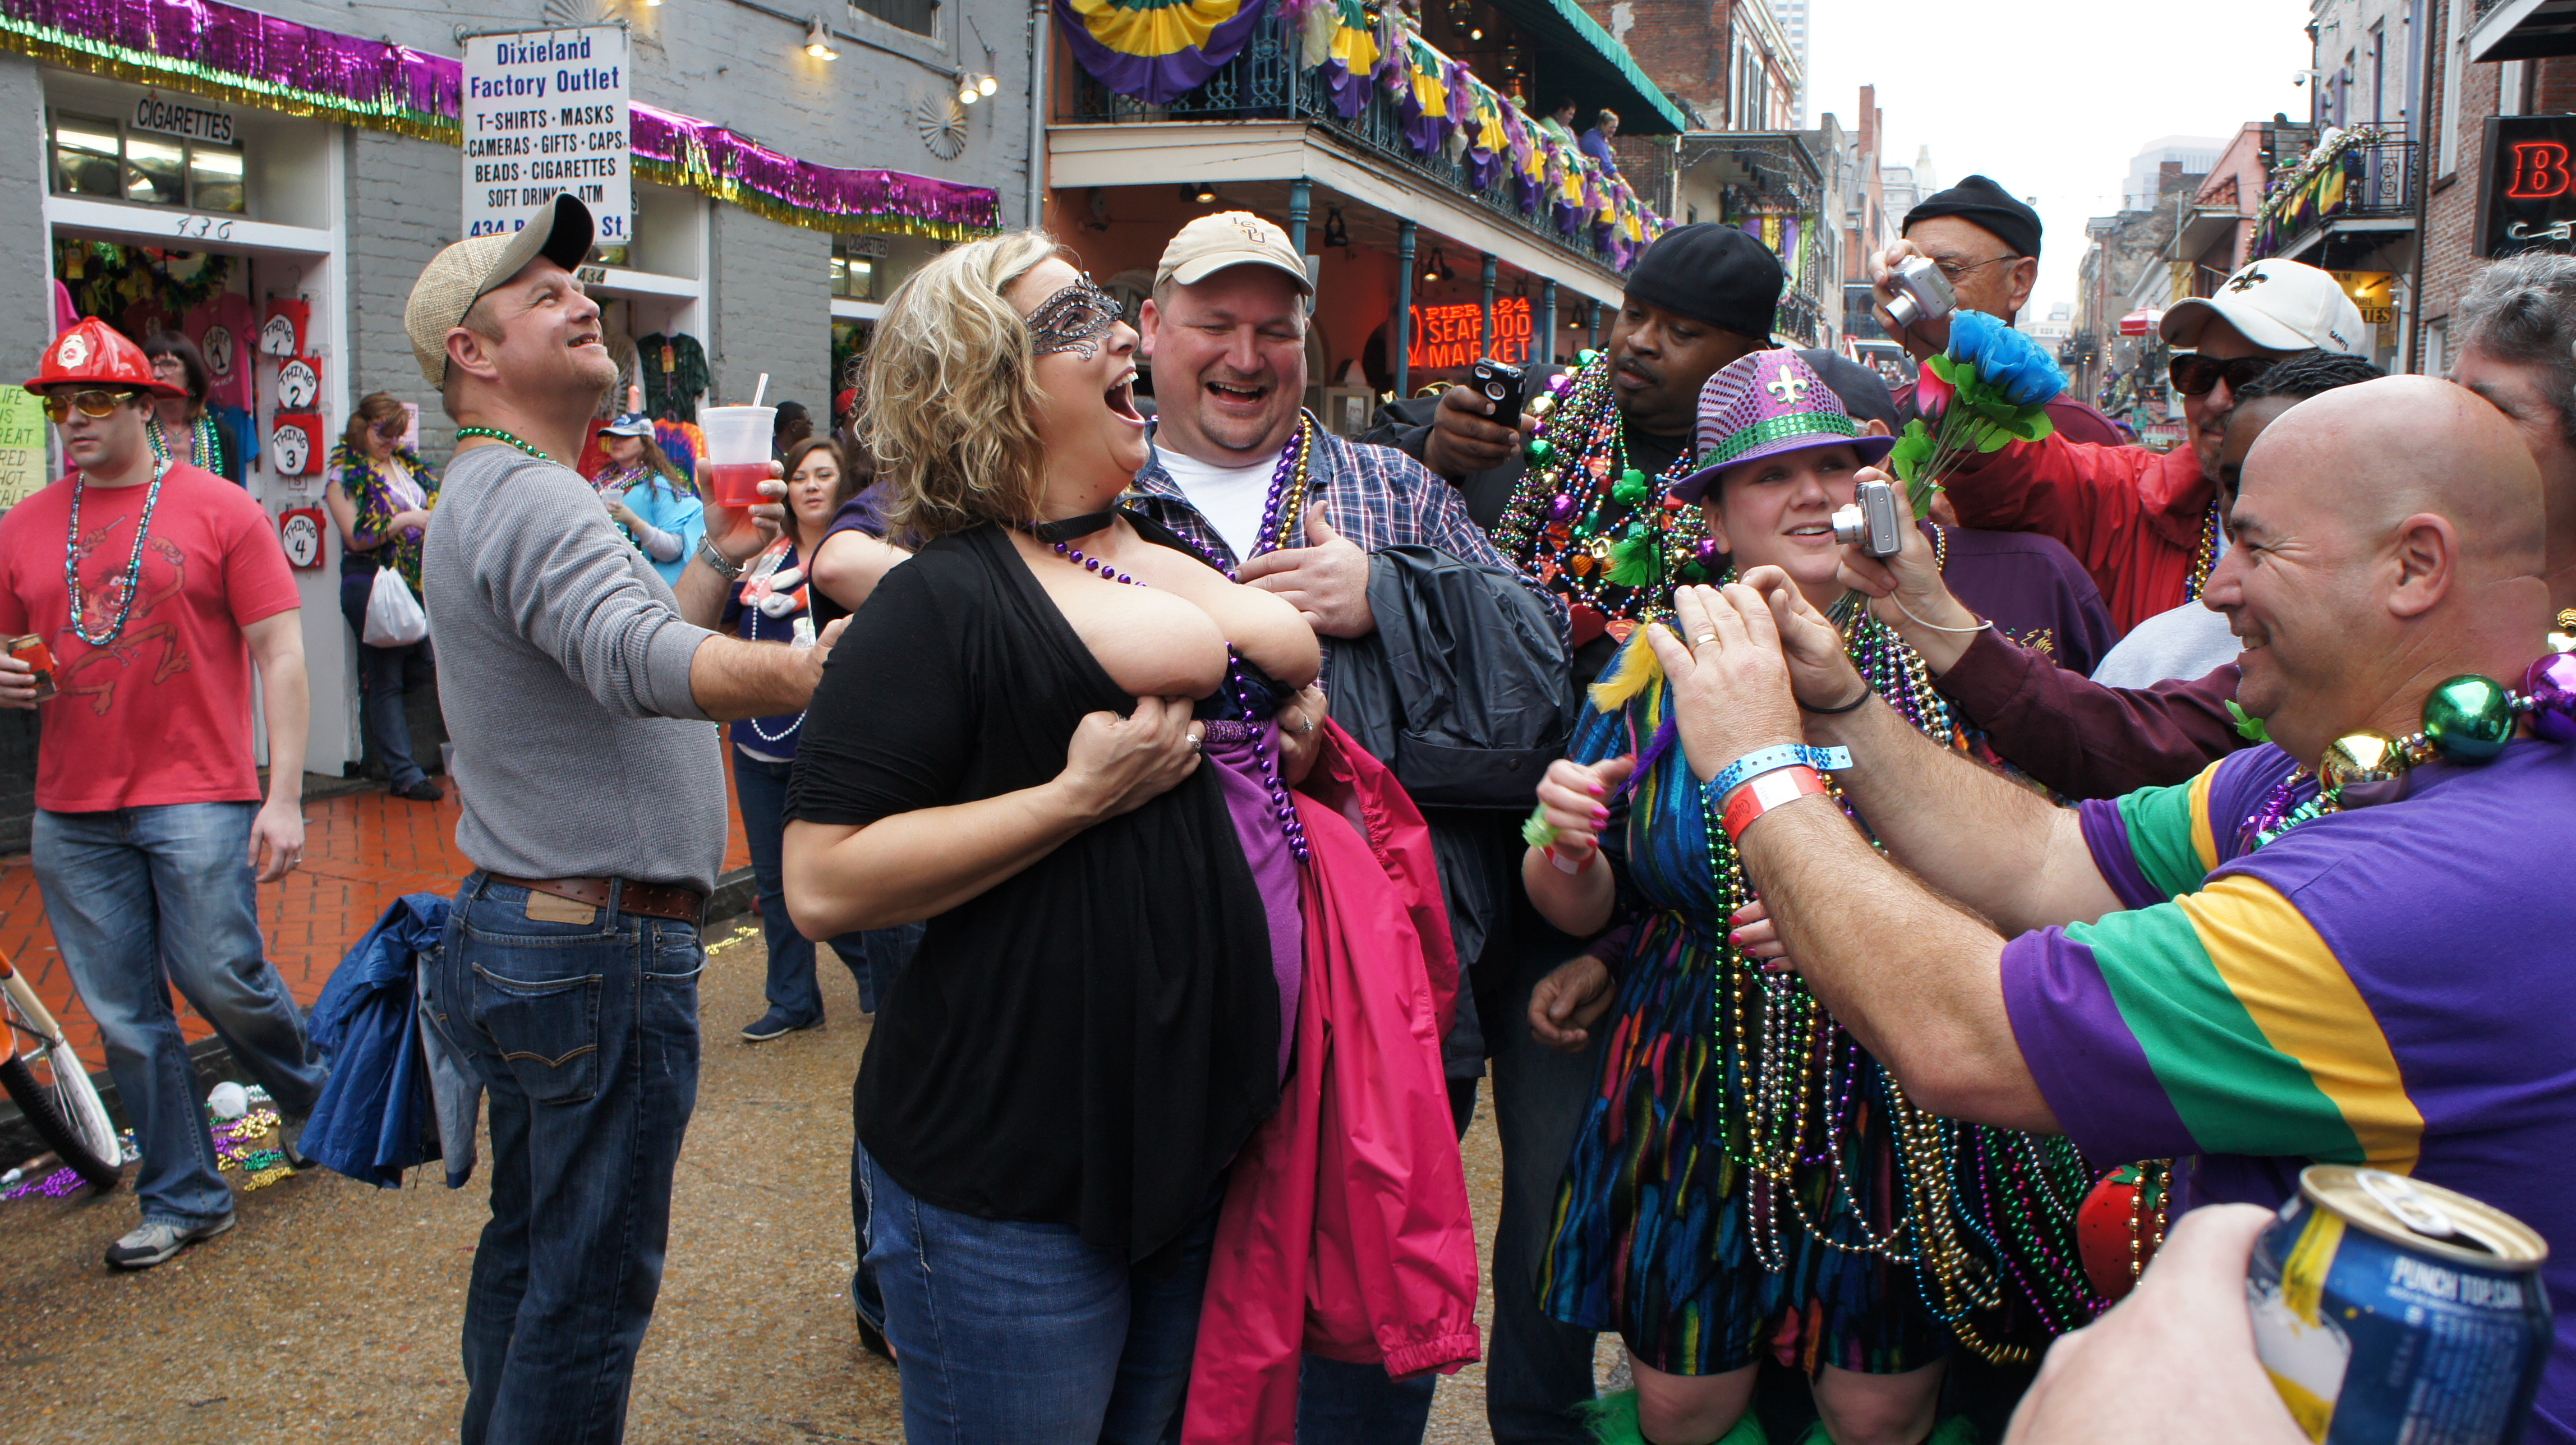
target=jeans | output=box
[342,570,431,790]
[730,749,923,1019]
[426,872,703,1445]
[1478,903,1609,1445]
[845,905,926,1340]
[32,803,329,1227]
[864,1150,1220,1443]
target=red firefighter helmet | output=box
[24,317,183,398]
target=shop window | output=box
[850,0,937,38]
[49,111,247,214]
[833,234,886,301]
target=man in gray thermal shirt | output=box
[405,194,840,1445]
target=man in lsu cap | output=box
[406,192,844,1444]
[1869,174,2126,448]
[1124,209,1572,1444]
[1911,256,2367,637]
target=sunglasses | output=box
[373,418,409,439]
[2168,353,2274,398]
[41,389,135,422]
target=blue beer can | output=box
[2247,1165,2551,1444]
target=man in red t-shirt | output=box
[1866,254,2368,634]
[0,319,325,1270]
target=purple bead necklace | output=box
[1040,524,1309,864]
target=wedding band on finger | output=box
[1693,632,1719,647]
[1188,730,1203,752]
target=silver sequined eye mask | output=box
[1027,277,1119,359]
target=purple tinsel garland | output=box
[0,0,999,236]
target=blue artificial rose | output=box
[1947,310,2068,409]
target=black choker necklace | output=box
[1029,509,1122,545]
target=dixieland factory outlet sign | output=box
[461,26,631,244]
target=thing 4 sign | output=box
[278,508,326,569]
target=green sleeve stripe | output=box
[2068,900,2366,1165]
[2115,765,2219,900]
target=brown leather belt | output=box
[492,875,706,925]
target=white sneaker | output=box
[104,1213,236,1269]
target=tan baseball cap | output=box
[404,192,597,386]
[1154,210,1313,295]
[2161,259,2368,356]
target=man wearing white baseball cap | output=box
[1934,257,2368,636]
[406,191,844,1444]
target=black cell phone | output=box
[1471,358,1526,420]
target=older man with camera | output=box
[406,192,840,1444]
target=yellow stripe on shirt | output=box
[2186,765,2221,874]
[2176,874,2425,1174]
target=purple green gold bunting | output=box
[1055,0,1272,108]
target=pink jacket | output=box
[1181,724,1482,1444]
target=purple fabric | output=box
[2076,799,2165,911]
[822,485,895,545]
[1206,726,1304,1081]
[1931,524,2118,678]
[1998,928,2197,1168]
[1052,0,1273,108]
[628,103,999,233]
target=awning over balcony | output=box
[2118,309,2164,337]
[1492,0,1689,134]
[2468,0,2576,61]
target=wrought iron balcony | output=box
[1057,12,1635,273]
[2248,130,2421,261]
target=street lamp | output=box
[804,18,839,60]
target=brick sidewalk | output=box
[0,774,754,1065]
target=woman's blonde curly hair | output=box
[858,231,1068,540]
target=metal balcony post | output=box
[1541,279,1558,365]
[1289,177,1311,259]
[1396,220,1417,396]
[1480,254,1497,357]
[1589,300,1602,349]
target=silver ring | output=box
[1188,732,1202,752]
[1693,632,1718,647]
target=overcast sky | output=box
[1805,0,2319,320]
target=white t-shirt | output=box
[1156,447,1277,563]
[2090,600,2241,688]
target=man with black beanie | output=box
[1364,222,1782,1445]
[1872,174,2125,447]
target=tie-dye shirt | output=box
[2000,740,2576,1443]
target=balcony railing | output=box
[2249,131,2420,260]
[1057,12,1632,273]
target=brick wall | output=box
[344,129,461,456]
[709,205,831,413]
[1581,0,1730,119]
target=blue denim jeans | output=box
[863,1149,1219,1443]
[341,571,430,790]
[730,749,922,1019]
[32,802,328,1226]
[427,873,703,1445]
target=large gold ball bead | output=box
[2320,731,2411,808]
[2421,674,2515,762]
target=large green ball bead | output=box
[2422,674,2515,762]
[1526,439,1556,465]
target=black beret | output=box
[1903,174,2042,260]
[1621,224,1784,340]
[1795,348,1899,431]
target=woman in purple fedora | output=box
[1517,349,2099,1445]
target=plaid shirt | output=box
[1128,426,1570,654]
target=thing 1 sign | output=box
[461,26,629,243]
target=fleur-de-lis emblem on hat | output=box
[1767,371,1810,405]
[2227,268,2268,294]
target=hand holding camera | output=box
[1869,241,1956,358]
[1832,471,1988,673]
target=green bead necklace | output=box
[455,426,551,461]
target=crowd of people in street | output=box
[0,162,2570,1445]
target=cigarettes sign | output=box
[461,26,629,244]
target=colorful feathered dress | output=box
[1535,611,2104,1378]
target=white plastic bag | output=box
[362,565,429,648]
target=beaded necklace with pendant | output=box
[65,456,173,648]
[1494,356,1709,622]
[740,541,809,745]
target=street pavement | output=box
[0,781,1574,1443]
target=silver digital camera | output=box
[1830,480,1903,558]
[1884,254,1956,331]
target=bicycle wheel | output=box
[0,1050,121,1191]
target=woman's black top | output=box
[787,523,1280,1260]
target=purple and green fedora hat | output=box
[1668,348,1893,505]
